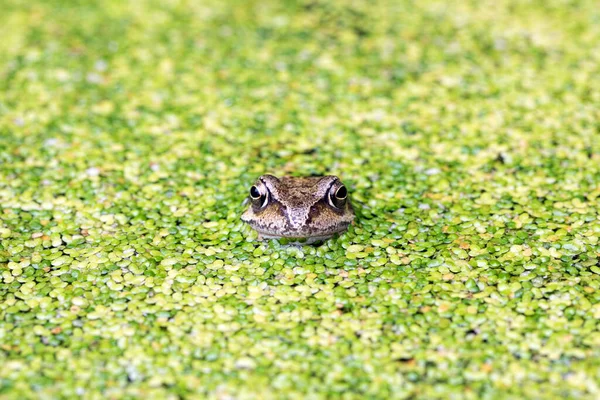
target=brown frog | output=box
[241,175,354,242]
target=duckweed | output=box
[1,0,600,398]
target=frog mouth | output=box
[256,231,341,243]
[258,232,341,244]
[252,221,352,239]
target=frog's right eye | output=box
[250,185,261,199]
[249,184,269,208]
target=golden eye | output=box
[249,184,269,208]
[250,185,261,200]
[335,185,347,200]
[328,185,347,209]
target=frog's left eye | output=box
[249,184,269,208]
[328,184,347,209]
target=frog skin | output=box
[241,175,354,242]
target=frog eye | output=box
[328,184,347,209]
[249,184,269,208]
[250,185,261,200]
[335,185,347,199]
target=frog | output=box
[241,174,355,242]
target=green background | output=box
[1,0,600,398]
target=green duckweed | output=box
[1,0,600,398]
